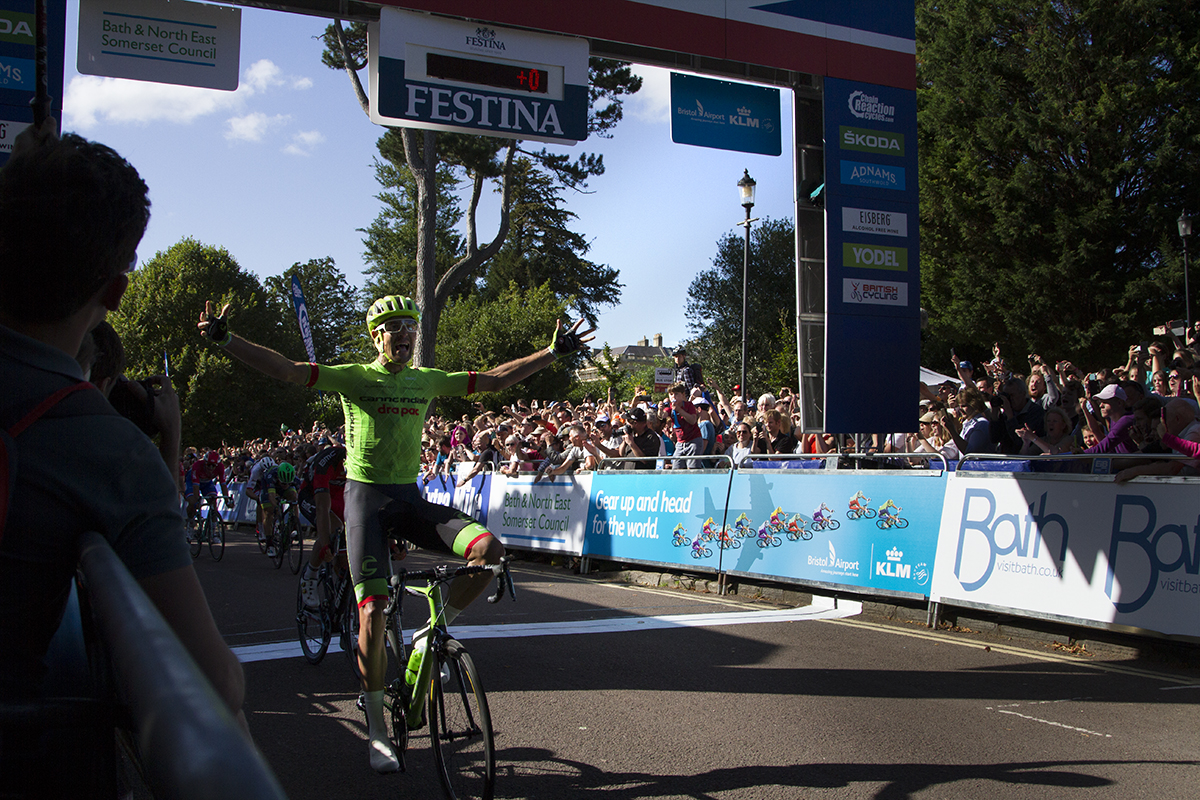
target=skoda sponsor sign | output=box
[840,125,903,156]
[843,279,907,307]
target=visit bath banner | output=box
[486,473,590,554]
[932,475,1200,637]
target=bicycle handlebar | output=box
[386,556,516,611]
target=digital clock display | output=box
[425,52,549,95]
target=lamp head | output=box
[1179,211,1194,240]
[737,169,756,209]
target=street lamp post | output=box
[1181,211,1194,341]
[737,170,756,405]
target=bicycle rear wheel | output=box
[342,588,362,678]
[271,518,286,569]
[208,514,225,561]
[288,519,304,574]
[297,571,330,664]
[430,639,494,800]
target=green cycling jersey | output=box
[306,361,476,484]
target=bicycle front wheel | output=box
[188,525,201,559]
[208,516,225,561]
[288,520,304,574]
[297,573,330,665]
[431,640,494,800]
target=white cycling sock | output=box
[364,690,399,773]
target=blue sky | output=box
[61,2,796,351]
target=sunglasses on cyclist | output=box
[375,318,419,334]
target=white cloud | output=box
[630,65,671,124]
[63,60,314,131]
[64,75,244,129]
[243,59,285,93]
[225,112,290,142]
[283,129,326,156]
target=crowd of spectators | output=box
[178,328,1200,483]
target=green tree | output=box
[112,238,309,445]
[433,282,579,416]
[478,157,622,326]
[684,217,797,397]
[263,257,362,364]
[917,0,1200,368]
[322,20,639,366]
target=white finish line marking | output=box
[232,596,863,664]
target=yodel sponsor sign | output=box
[843,243,907,271]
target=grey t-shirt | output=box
[1,324,191,697]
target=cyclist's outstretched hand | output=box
[549,318,596,357]
[199,301,233,345]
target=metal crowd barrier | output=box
[76,531,287,800]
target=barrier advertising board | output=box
[584,471,733,572]
[719,470,943,596]
[485,473,590,554]
[932,475,1200,637]
[584,469,945,596]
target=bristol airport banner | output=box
[932,475,1200,638]
[585,469,946,596]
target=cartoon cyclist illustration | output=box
[848,491,875,519]
[813,503,832,526]
[768,506,786,529]
[878,499,901,522]
[701,517,719,541]
[733,512,754,537]
[672,523,690,546]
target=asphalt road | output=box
[193,527,1200,800]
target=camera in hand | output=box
[108,377,159,437]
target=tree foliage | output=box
[684,217,797,397]
[433,282,580,416]
[263,256,363,364]
[918,0,1200,368]
[112,238,319,445]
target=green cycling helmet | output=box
[366,295,419,332]
[276,462,295,484]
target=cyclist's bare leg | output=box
[357,598,387,692]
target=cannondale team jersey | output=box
[307,362,476,485]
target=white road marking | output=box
[232,595,863,663]
[988,705,1112,738]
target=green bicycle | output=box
[345,556,516,800]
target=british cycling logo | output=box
[848,90,895,124]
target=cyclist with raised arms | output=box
[198,294,592,773]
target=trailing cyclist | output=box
[297,444,347,609]
[198,294,592,773]
[185,449,230,525]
